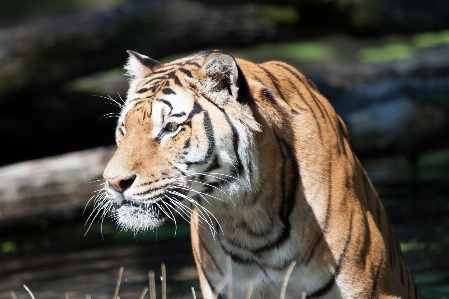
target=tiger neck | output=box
[199,133,298,248]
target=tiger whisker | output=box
[117,92,125,104]
[167,190,218,234]
[180,180,231,201]
[83,193,100,216]
[164,197,192,224]
[156,200,178,236]
[164,194,213,230]
[97,113,121,122]
[181,172,239,184]
[89,179,105,184]
[84,195,110,232]
[94,94,124,109]
[171,185,219,205]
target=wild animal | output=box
[99,50,420,298]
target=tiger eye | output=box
[165,122,179,132]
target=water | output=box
[0,175,448,299]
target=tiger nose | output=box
[104,175,136,193]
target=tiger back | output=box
[101,50,420,298]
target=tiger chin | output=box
[100,49,420,298]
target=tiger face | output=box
[102,50,259,232]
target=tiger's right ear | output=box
[197,51,239,105]
[124,50,160,78]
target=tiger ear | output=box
[124,50,160,78]
[199,51,239,104]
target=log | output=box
[0,0,276,100]
[0,146,115,228]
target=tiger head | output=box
[102,50,261,232]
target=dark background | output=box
[0,0,448,298]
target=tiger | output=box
[100,49,420,299]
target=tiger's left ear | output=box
[125,50,160,78]
[198,51,239,105]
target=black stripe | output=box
[142,77,163,86]
[162,88,176,95]
[156,98,173,112]
[273,63,324,140]
[323,154,333,232]
[307,212,353,298]
[166,71,182,86]
[204,155,220,174]
[301,232,323,264]
[179,67,193,77]
[188,101,203,119]
[369,252,384,299]
[186,112,215,165]
[136,87,149,94]
[223,114,244,176]
[184,60,201,67]
[171,112,186,118]
[259,66,288,102]
[247,136,297,255]
[276,138,297,224]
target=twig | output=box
[139,287,149,299]
[65,292,70,299]
[191,286,197,299]
[9,290,18,299]
[279,261,297,299]
[23,285,35,299]
[212,279,227,299]
[113,266,124,299]
[161,263,166,299]
[244,283,254,299]
[149,271,156,299]
[227,255,232,299]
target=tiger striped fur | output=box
[101,50,420,298]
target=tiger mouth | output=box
[116,197,169,217]
[108,184,190,232]
[114,187,187,215]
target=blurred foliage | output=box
[413,30,449,48]
[359,43,415,63]
[0,0,126,22]
[231,42,334,64]
[261,5,299,25]
[1,241,16,255]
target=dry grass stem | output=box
[191,286,197,299]
[301,291,306,299]
[86,295,92,299]
[213,279,227,299]
[149,270,156,299]
[226,255,233,299]
[9,290,18,299]
[279,261,297,299]
[139,287,149,299]
[244,283,254,299]
[23,284,35,299]
[65,292,70,299]
[161,263,167,299]
[113,266,124,299]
